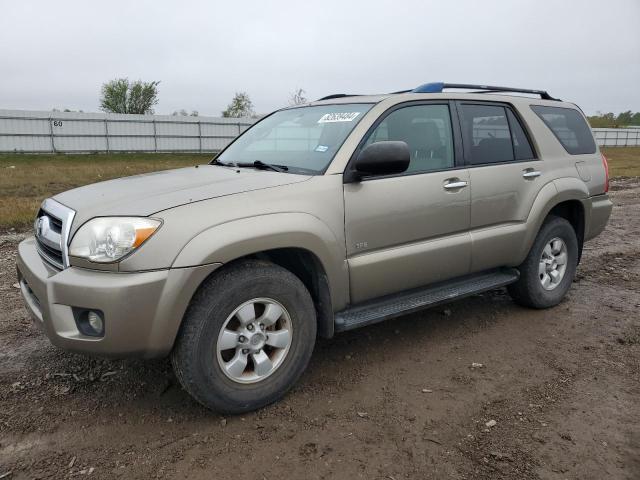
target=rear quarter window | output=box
[530,105,596,155]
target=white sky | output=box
[1,0,639,116]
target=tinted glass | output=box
[506,109,535,160]
[460,104,514,165]
[216,103,373,174]
[531,105,596,155]
[363,104,454,173]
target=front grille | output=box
[35,235,64,269]
[45,212,63,232]
[34,199,75,271]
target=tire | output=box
[172,259,317,414]
[507,215,578,309]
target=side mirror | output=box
[348,141,410,181]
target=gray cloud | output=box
[1,0,638,115]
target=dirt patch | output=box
[0,179,638,479]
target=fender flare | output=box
[514,177,588,264]
[171,212,349,311]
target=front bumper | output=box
[16,237,220,358]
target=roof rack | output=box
[317,83,559,102]
[410,82,559,100]
[316,94,359,101]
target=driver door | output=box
[343,102,472,304]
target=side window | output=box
[531,105,596,155]
[460,104,536,165]
[506,109,535,160]
[363,104,455,173]
[460,104,513,165]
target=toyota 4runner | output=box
[16,82,613,413]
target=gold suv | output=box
[17,82,612,413]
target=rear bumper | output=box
[16,236,220,358]
[582,193,613,241]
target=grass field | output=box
[0,153,211,230]
[0,148,638,230]
[602,146,640,178]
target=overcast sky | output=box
[1,0,639,116]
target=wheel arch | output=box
[516,178,588,264]
[172,213,349,338]
[547,200,585,262]
[239,248,334,338]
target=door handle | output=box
[443,180,468,190]
[522,169,541,179]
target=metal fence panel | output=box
[156,136,200,151]
[200,122,242,138]
[155,121,200,137]
[0,135,51,152]
[53,118,104,135]
[201,136,235,151]
[592,128,640,147]
[0,116,50,135]
[0,109,255,153]
[54,135,109,152]
[108,136,156,151]
[106,120,155,136]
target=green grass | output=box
[602,147,640,177]
[0,153,211,230]
[0,148,638,231]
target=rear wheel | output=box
[508,216,578,309]
[172,260,316,414]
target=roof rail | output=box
[318,84,559,102]
[411,82,559,100]
[316,94,359,101]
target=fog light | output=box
[72,308,105,337]
[87,311,103,334]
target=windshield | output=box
[214,103,373,174]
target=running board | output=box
[334,268,519,332]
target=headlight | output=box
[69,217,161,263]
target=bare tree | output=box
[100,78,160,114]
[289,88,307,106]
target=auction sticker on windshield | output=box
[318,112,360,123]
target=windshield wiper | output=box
[211,159,238,168]
[212,159,288,173]
[252,160,288,172]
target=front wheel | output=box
[172,260,317,414]
[508,216,578,309]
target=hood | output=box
[54,164,311,233]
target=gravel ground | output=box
[0,179,638,480]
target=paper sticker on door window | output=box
[315,145,329,152]
[317,112,360,123]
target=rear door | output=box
[343,102,471,303]
[456,101,546,272]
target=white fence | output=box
[592,128,640,147]
[0,109,638,153]
[0,109,256,153]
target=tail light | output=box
[601,153,609,193]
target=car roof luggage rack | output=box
[318,82,559,101]
[409,82,559,100]
[316,93,361,101]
